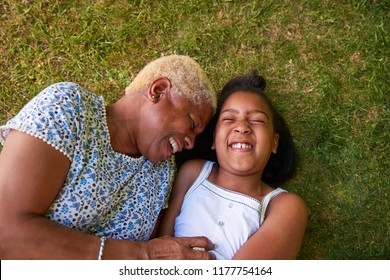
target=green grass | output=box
[0,0,388,259]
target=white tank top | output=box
[174,161,287,259]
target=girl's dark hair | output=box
[175,71,298,187]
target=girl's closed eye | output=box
[249,111,269,124]
[220,114,236,122]
[250,118,266,124]
[222,117,235,122]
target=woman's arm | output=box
[0,131,212,259]
[232,192,307,260]
[157,159,205,237]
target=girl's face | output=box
[214,91,279,176]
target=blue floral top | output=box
[0,82,176,241]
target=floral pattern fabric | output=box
[0,82,175,241]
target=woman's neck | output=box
[105,97,141,157]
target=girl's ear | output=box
[272,133,279,154]
[211,130,216,150]
[148,77,171,103]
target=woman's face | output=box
[140,93,214,164]
[214,91,279,175]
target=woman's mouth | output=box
[169,137,178,153]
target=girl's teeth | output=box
[231,143,252,149]
[169,137,178,153]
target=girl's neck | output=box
[210,165,274,201]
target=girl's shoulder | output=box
[176,159,216,192]
[178,159,208,181]
[267,190,307,218]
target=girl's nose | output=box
[234,121,251,134]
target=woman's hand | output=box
[144,236,215,260]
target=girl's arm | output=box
[233,192,307,260]
[157,159,205,237]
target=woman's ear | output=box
[148,77,171,103]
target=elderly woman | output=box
[0,55,216,259]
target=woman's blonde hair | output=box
[126,55,217,111]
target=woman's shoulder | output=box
[43,82,98,101]
[41,82,82,96]
[32,82,87,108]
[40,82,104,119]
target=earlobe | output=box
[148,77,171,103]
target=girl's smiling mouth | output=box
[229,142,253,149]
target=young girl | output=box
[159,72,307,260]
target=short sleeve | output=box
[0,82,84,161]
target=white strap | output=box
[185,161,214,198]
[259,188,287,225]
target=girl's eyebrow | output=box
[221,108,239,114]
[221,108,270,119]
[251,109,270,119]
